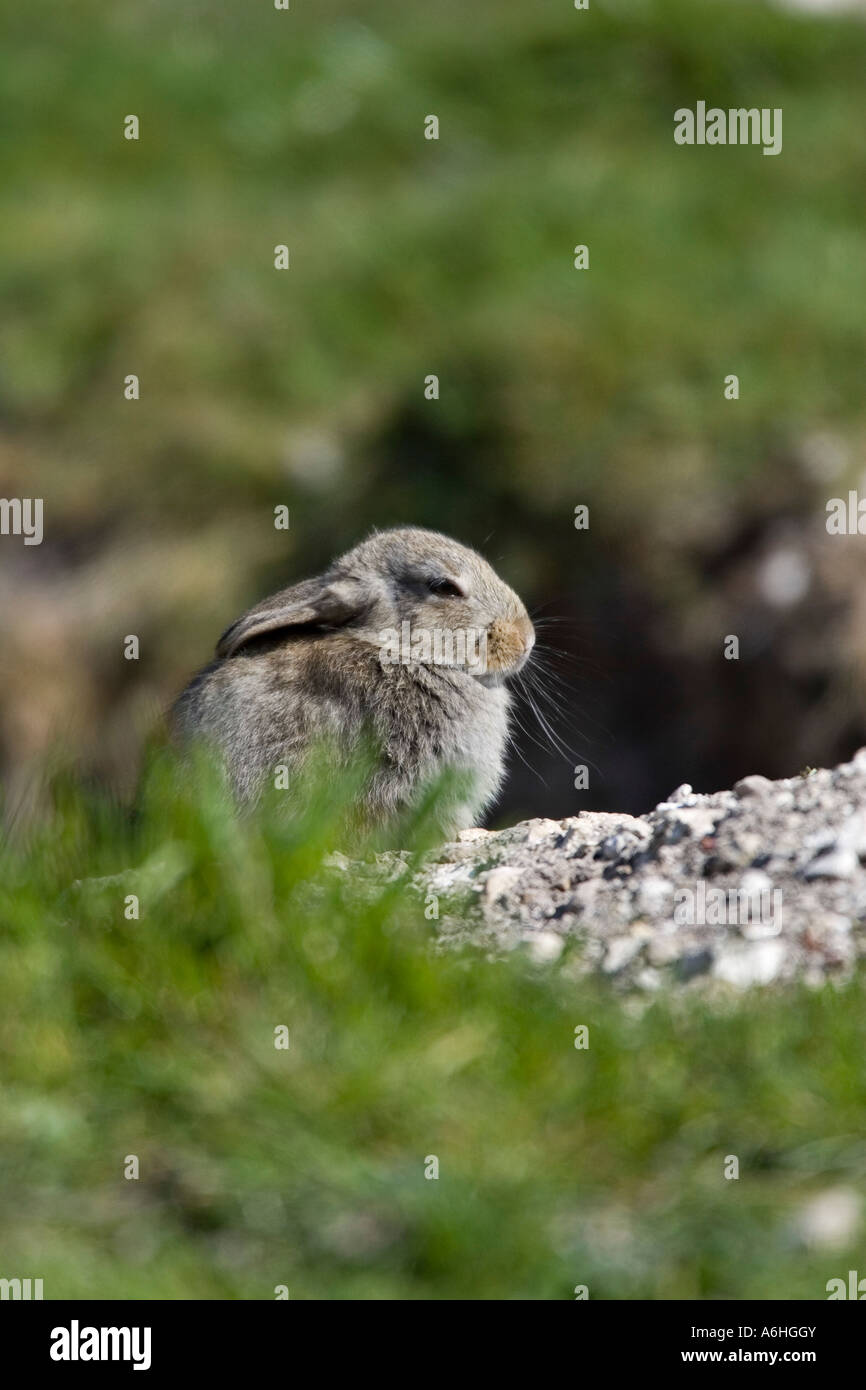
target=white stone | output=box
[668,807,718,839]
[712,940,786,987]
[794,1188,862,1251]
[525,931,564,963]
[526,818,562,845]
[458,826,492,844]
[804,847,858,880]
[603,936,645,974]
[634,877,674,916]
[483,866,523,905]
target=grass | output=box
[4,0,866,557]
[0,754,864,1299]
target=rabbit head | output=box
[216,527,535,683]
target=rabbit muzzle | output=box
[483,614,535,678]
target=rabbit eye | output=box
[427,577,465,599]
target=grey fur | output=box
[171,527,535,833]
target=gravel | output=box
[331,749,866,991]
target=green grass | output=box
[1,756,864,1299]
[4,0,866,600]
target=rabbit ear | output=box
[216,576,369,659]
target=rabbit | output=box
[171,527,535,835]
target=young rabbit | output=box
[171,527,535,834]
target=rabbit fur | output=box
[171,527,535,833]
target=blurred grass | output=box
[3,0,866,527]
[0,754,864,1299]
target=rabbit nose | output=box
[486,614,535,673]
